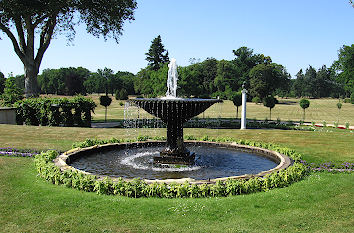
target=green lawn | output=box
[0,124,352,164]
[90,96,354,125]
[0,109,353,232]
[0,156,353,232]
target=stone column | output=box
[241,88,247,130]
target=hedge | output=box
[34,137,309,198]
[14,96,96,127]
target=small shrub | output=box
[252,96,261,104]
[322,120,327,127]
[345,122,350,129]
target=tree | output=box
[99,95,112,122]
[0,78,23,106]
[337,102,342,123]
[145,35,169,71]
[214,59,237,94]
[232,92,242,119]
[83,72,106,94]
[291,69,305,97]
[97,68,117,95]
[332,44,354,97]
[115,88,128,100]
[0,71,5,94]
[0,0,137,97]
[37,67,89,95]
[299,99,310,122]
[263,95,276,120]
[249,63,290,100]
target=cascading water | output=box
[166,58,178,98]
[129,58,222,164]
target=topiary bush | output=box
[299,98,310,121]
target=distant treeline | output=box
[1,45,353,101]
[0,67,137,97]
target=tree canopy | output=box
[332,44,354,97]
[145,35,169,71]
[0,0,137,96]
[0,71,5,94]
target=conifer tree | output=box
[145,35,169,71]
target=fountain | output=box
[57,59,291,183]
[130,58,222,164]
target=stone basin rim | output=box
[130,98,223,103]
[54,141,292,184]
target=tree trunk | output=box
[303,109,305,121]
[236,106,239,119]
[24,62,39,97]
[269,108,272,120]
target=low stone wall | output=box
[54,141,292,184]
[0,107,17,124]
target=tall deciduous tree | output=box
[0,71,5,94]
[332,44,354,97]
[249,63,290,100]
[0,0,137,97]
[145,35,169,71]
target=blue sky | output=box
[0,0,353,78]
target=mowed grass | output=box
[0,123,353,232]
[0,124,353,164]
[0,156,353,232]
[89,95,354,125]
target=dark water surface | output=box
[70,145,277,180]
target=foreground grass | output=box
[0,124,352,164]
[0,157,353,232]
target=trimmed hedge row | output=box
[14,96,96,127]
[35,137,309,198]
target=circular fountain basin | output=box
[55,141,291,184]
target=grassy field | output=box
[1,96,353,232]
[0,156,353,232]
[0,124,353,164]
[89,95,354,125]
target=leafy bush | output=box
[252,96,261,104]
[0,78,23,107]
[35,137,310,198]
[343,98,351,103]
[14,96,96,127]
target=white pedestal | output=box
[241,89,247,130]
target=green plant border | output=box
[34,136,309,198]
